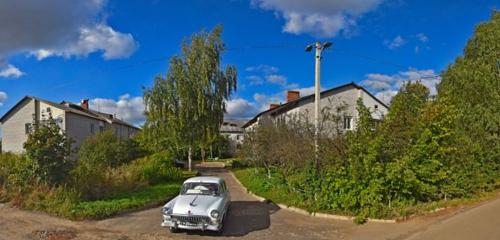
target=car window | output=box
[181,182,220,196]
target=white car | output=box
[161,176,231,233]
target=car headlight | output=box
[210,210,220,219]
[162,206,170,213]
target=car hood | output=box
[171,195,222,216]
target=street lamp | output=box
[306,41,332,171]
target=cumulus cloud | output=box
[361,69,440,104]
[0,91,7,106]
[0,0,137,75]
[0,64,25,78]
[385,35,406,49]
[225,98,260,119]
[32,24,136,60]
[90,94,145,126]
[252,0,384,37]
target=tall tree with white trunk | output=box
[143,25,237,171]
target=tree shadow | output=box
[178,200,280,237]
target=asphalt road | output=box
[1,162,500,239]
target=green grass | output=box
[232,168,308,209]
[71,171,196,220]
[73,180,182,219]
[233,167,500,221]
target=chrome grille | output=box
[172,215,210,223]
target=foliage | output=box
[77,130,144,168]
[23,115,73,186]
[236,11,500,222]
[143,25,237,170]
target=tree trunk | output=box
[201,147,205,162]
[210,145,213,159]
[188,145,192,172]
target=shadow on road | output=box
[178,200,279,237]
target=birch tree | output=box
[143,25,237,171]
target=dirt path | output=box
[1,162,499,240]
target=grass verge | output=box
[232,167,500,222]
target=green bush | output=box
[23,116,73,186]
[78,130,144,169]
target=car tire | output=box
[169,227,178,233]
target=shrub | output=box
[23,116,73,186]
[78,130,144,169]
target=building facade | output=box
[243,83,389,132]
[1,96,140,153]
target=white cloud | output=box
[32,24,136,60]
[0,91,7,106]
[246,75,264,85]
[246,64,296,87]
[0,64,25,78]
[0,0,137,73]
[266,74,287,85]
[90,94,145,126]
[416,33,429,43]
[225,98,260,119]
[385,35,406,49]
[245,64,278,74]
[361,69,440,104]
[252,0,384,37]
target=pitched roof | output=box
[0,96,140,130]
[242,82,389,128]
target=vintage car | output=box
[161,176,231,233]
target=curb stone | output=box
[228,171,397,224]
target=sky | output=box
[0,0,497,125]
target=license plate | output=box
[179,222,199,227]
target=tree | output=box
[439,11,500,163]
[23,114,73,185]
[143,25,237,171]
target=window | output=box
[25,123,32,134]
[90,123,95,133]
[343,116,352,130]
[99,126,104,132]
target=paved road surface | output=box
[1,162,500,240]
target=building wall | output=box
[246,86,389,133]
[38,101,66,130]
[1,99,35,153]
[65,112,108,150]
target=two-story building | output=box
[0,96,140,153]
[243,82,389,132]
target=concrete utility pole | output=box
[306,41,332,170]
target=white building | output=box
[220,120,245,156]
[0,96,140,153]
[243,82,389,132]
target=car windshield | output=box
[181,182,220,196]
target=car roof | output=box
[183,176,224,184]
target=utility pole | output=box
[306,41,332,171]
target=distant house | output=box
[243,82,389,132]
[220,119,245,156]
[0,96,140,153]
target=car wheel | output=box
[169,227,178,233]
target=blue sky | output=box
[0,0,497,124]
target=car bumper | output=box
[161,216,221,231]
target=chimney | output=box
[287,90,300,102]
[269,103,280,110]
[80,99,89,110]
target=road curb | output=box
[228,171,397,224]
